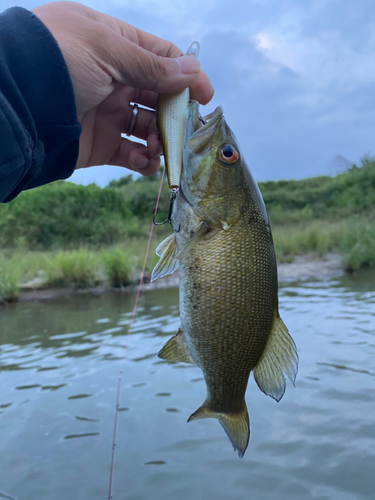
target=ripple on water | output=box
[41,384,66,391]
[75,416,100,422]
[67,394,93,400]
[64,433,100,440]
[49,331,87,340]
[15,384,40,390]
[1,276,375,500]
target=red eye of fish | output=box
[219,144,238,164]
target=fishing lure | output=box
[154,42,200,225]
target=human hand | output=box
[32,1,214,175]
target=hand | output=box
[32,1,214,175]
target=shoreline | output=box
[16,253,343,303]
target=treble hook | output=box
[153,188,178,225]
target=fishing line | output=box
[108,166,166,500]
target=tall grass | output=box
[272,219,345,261]
[339,217,375,271]
[102,247,133,287]
[0,261,20,302]
[45,249,100,289]
[272,214,375,271]
[0,233,169,301]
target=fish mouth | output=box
[185,102,223,154]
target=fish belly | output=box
[178,220,277,414]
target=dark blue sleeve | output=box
[0,7,81,203]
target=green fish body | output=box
[152,102,298,457]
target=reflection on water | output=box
[1,273,375,500]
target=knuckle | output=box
[144,54,175,90]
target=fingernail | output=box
[176,55,200,75]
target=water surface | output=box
[0,272,375,500]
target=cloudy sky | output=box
[3,0,375,185]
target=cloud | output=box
[2,0,375,183]
[253,27,375,89]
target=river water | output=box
[0,271,374,500]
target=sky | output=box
[3,0,375,185]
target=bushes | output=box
[260,157,375,221]
[0,181,134,249]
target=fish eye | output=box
[219,144,239,165]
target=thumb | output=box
[101,35,202,94]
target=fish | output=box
[151,102,298,458]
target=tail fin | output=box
[188,402,250,458]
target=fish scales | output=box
[179,206,276,412]
[152,102,298,457]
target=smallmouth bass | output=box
[152,102,298,457]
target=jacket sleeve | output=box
[0,7,81,203]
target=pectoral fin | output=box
[253,314,298,402]
[151,233,179,281]
[158,327,195,364]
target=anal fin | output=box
[253,314,298,402]
[158,327,195,364]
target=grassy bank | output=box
[0,236,164,302]
[1,157,375,302]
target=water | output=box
[0,272,374,500]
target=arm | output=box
[0,7,80,202]
[0,2,214,203]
